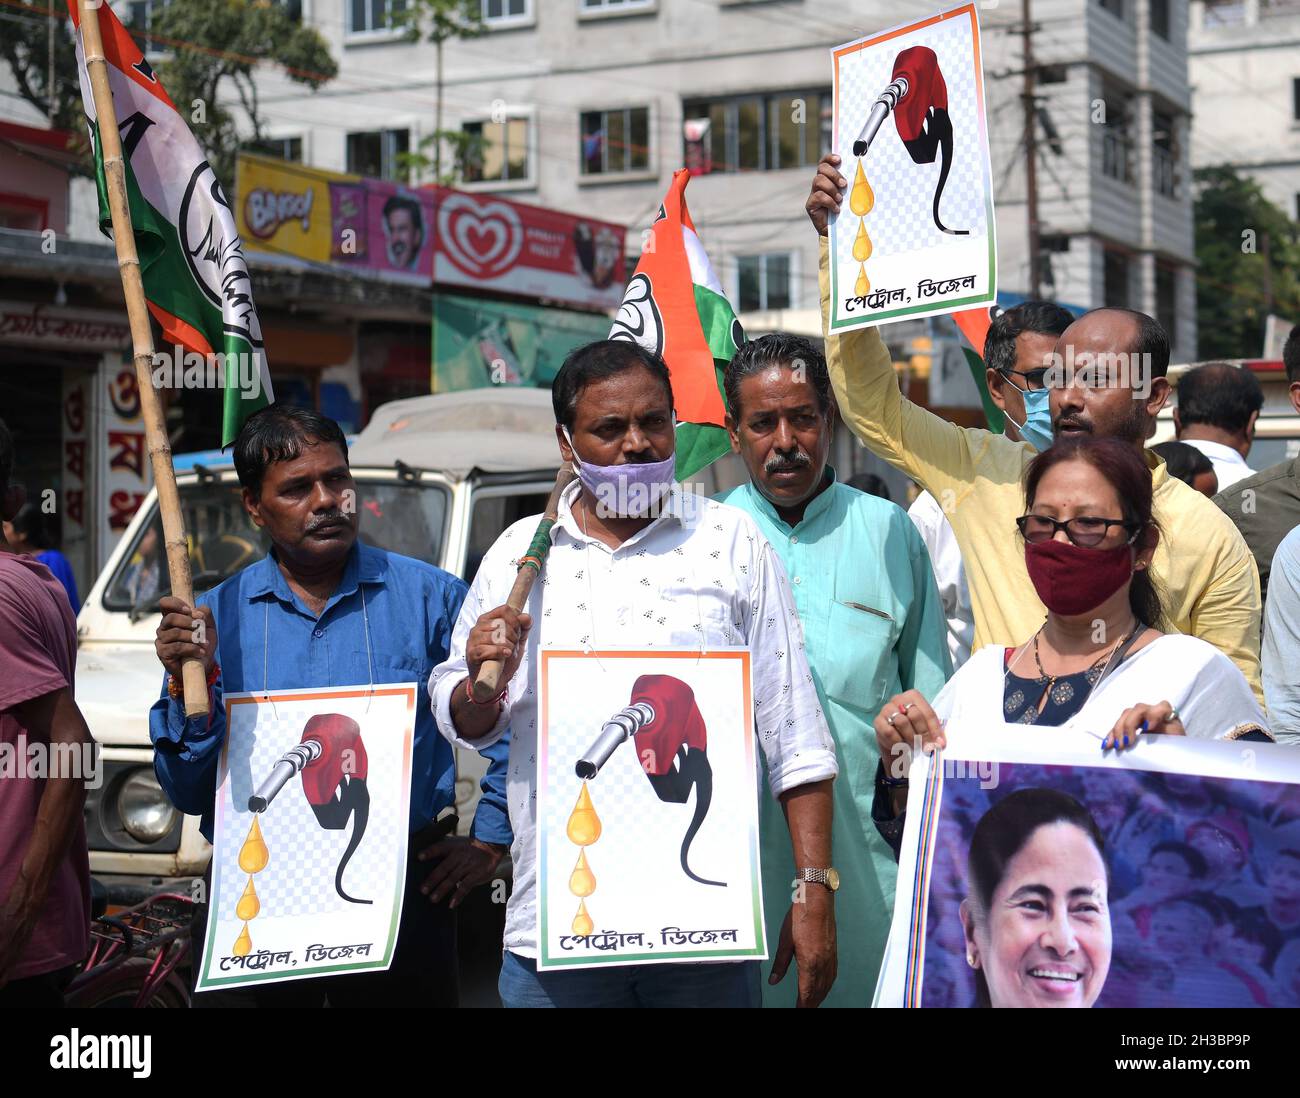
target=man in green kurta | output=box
[715,333,951,1006]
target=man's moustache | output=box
[765,452,811,473]
[306,513,347,532]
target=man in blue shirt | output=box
[715,333,951,1006]
[149,405,509,1006]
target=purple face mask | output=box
[563,428,676,519]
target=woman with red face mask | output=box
[873,436,1271,810]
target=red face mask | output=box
[1024,538,1135,617]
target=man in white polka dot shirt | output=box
[430,340,839,1008]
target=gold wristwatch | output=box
[797,867,840,892]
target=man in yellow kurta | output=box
[807,154,1263,699]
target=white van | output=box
[75,388,564,903]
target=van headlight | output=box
[118,769,178,843]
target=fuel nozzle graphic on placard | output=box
[852,45,969,237]
[249,713,372,905]
[576,674,725,888]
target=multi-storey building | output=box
[227,0,1195,356]
[0,0,1204,536]
[1188,0,1300,223]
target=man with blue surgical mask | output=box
[907,302,1073,668]
[430,339,840,1008]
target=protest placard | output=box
[829,4,997,331]
[876,724,1300,1007]
[195,683,416,991]
[536,649,765,970]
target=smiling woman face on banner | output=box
[959,788,1113,1008]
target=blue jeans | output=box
[499,950,761,1008]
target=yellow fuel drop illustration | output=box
[566,782,602,935]
[569,850,597,898]
[235,876,260,921]
[232,814,271,955]
[853,219,873,262]
[238,814,270,873]
[571,899,595,937]
[849,160,875,298]
[566,781,602,846]
[850,159,875,216]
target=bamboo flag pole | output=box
[78,0,209,716]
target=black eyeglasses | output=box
[1016,513,1140,548]
[999,366,1050,392]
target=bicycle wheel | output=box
[67,958,190,1009]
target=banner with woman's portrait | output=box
[874,725,1300,1007]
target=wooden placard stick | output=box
[472,465,577,702]
[78,0,208,716]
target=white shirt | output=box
[1263,526,1300,745]
[906,489,974,668]
[429,482,838,958]
[1183,438,1255,491]
[934,635,1269,741]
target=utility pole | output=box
[1021,0,1041,299]
[47,2,56,125]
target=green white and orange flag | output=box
[68,1,271,447]
[952,306,1005,434]
[609,169,743,480]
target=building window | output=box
[736,253,792,312]
[347,129,409,181]
[580,108,650,175]
[245,136,303,162]
[0,197,47,231]
[482,0,530,25]
[1152,110,1177,197]
[1100,89,1134,184]
[1262,0,1300,19]
[349,0,407,34]
[581,0,655,13]
[1038,64,1069,85]
[682,91,831,175]
[1149,0,1169,38]
[462,118,531,184]
[1202,0,1246,25]
[1098,0,1123,16]
[1294,77,1300,122]
[1103,248,1130,308]
[1156,264,1177,342]
[128,0,168,33]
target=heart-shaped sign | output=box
[438,194,524,280]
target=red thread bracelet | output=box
[465,677,507,708]
[168,662,220,699]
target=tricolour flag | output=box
[609,170,743,480]
[68,1,271,447]
[953,306,1004,434]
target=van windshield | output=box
[103,477,449,615]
